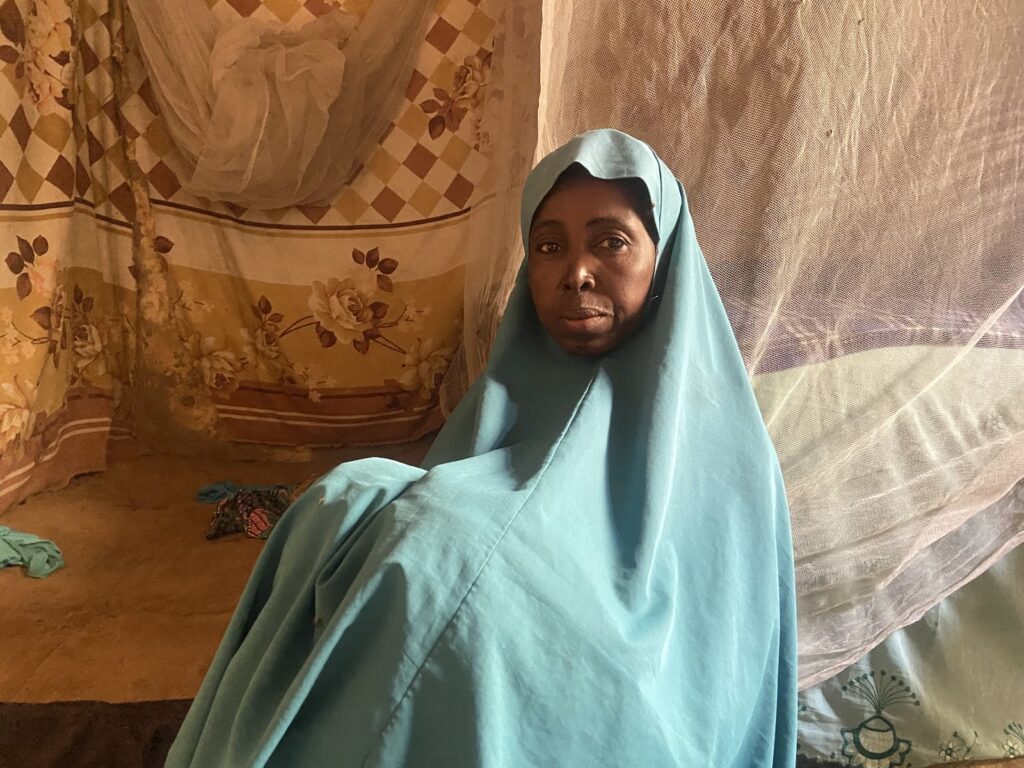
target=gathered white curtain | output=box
[124,0,432,208]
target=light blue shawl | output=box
[167,129,797,767]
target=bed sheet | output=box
[796,541,1024,766]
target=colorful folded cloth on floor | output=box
[0,525,65,578]
[197,483,294,540]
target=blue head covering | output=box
[168,130,797,768]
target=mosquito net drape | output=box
[123,0,432,208]
[0,0,1020,689]
[493,0,1024,687]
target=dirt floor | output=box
[0,442,429,704]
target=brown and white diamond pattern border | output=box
[326,0,498,224]
[0,68,78,205]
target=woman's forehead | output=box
[532,177,644,224]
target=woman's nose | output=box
[560,256,596,292]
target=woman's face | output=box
[527,176,657,356]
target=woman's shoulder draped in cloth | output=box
[166,130,797,768]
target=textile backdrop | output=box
[1,0,1022,687]
[0,0,538,503]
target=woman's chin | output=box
[544,316,613,355]
[552,332,617,357]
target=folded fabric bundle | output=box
[0,525,64,578]
[197,483,295,540]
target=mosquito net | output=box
[124,0,432,208]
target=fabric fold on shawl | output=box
[167,129,796,768]
[0,526,64,578]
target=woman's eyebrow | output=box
[530,218,564,233]
[586,216,632,230]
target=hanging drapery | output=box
[1,0,1021,690]
[124,0,433,208]
[0,0,532,509]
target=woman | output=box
[167,129,797,767]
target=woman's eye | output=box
[598,236,627,251]
[536,242,560,255]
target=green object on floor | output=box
[0,525,64,578]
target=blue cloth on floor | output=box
[195,482,291,504]
[0,525,64,578]
[167,130,797,767]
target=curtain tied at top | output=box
[125,0,432,209]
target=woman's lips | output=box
[563,306,608,319]
[559,307,610,333]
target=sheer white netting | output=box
[124,0,432,208]
[460,0,1023,687]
